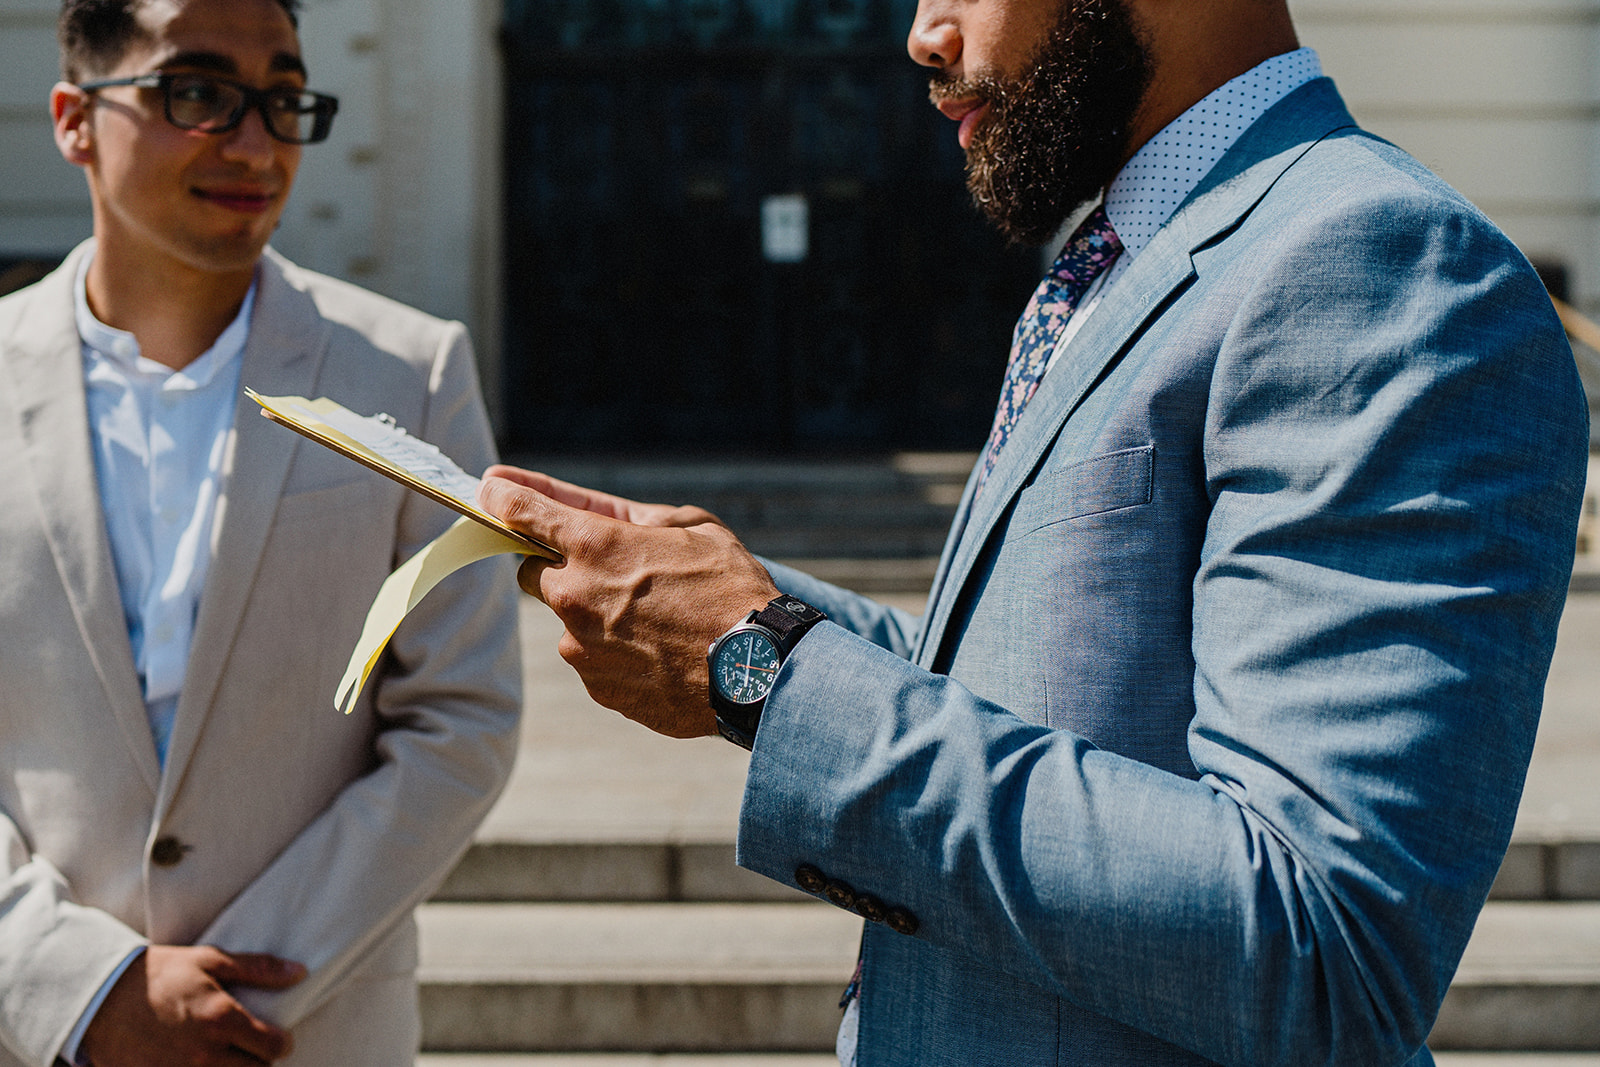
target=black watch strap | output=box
[751,595,827,655]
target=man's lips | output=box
[936,98,991,150]
[194,186,276,213]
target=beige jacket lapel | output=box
[3,241,160,790]
[158,250,329,801]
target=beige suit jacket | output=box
[0,243,522,1066]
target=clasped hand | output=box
[478,466,780,737]
[81,944,304,1066]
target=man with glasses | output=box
[0,1,521,1065]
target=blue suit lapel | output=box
[914,78,1358,671]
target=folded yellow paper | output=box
[338,516,533,714]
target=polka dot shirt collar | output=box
[1105,48,1323,267]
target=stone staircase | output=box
[413,454,1600,1065]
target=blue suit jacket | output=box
[736,79,1590,1066]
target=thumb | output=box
[479,473,605,562]
[207,951,307,990]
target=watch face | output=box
[711,627,781,705]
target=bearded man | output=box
[477,0,1589,1063]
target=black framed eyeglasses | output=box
[77,72,339,145]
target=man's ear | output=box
[51,82,94,167]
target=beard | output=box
[932,0,1153,247]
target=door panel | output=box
[501,0,1038,453]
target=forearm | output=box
[739,626,1501,1065]
[0,822,148,1065]
[195,618,520,1025]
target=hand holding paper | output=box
[477,464,780,739]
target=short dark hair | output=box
[58,0,301,82]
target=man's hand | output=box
[81,945,305,1066]
[479,466,779,737]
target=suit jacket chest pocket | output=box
[1004,444,1154,543]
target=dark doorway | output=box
[500,0,1038,455]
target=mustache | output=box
[928,70,1006,107]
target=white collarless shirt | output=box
[75,246,253,768]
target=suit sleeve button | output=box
[854,893,887,923]
[795,864,827,893]
[886,907,920,936]
[150,836,189,868]
[823,880,857,910]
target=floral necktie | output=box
[976,206,1122,491]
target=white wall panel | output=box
[0,21,60,107]
[0,11,88,259]
[1293,0,1600,314]
[1363,115,1593,210]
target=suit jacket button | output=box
[854,893,887,924]
[795,864,827,894]
[886,907,919,936]
[824,880,857,911]
[150,836,189,868]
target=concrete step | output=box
[438,836,1600,905]
[417,900,1600,1054]
[417,902,858,1053]
[1430,902,1600,1051]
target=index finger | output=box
[483,464,640,521]
[218,1002,295,1063]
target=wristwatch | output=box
[707,594,827,749]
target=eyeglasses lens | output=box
[164,75,331,144]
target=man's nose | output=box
[908,1,962,69]
[218,104,280,164]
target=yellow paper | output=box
[337,516,534,714]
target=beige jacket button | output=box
[150,836,189,868]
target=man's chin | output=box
[967,170,1077,248]
[177,233,275,277]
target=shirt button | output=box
[150,836,189,868]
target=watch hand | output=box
[735,662,777,673]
